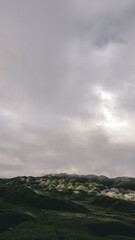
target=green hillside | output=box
[0,174,135,240]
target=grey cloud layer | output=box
[0,0,135,177]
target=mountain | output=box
[0,174,135,240]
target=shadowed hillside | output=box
[0,174,135,240]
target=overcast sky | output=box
[0,0,135,178]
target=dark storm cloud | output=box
[0,0,135,177]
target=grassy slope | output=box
[0,176,135,240]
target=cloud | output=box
[0,0,135,177]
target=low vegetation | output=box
[0,174,135,239]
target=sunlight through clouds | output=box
[0,0,135,177]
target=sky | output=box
[0,0,135,178]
